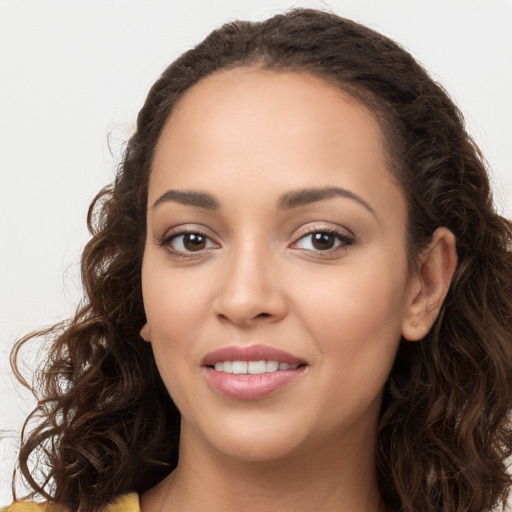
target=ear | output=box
[402,227,457,341]
[140,323,151,342]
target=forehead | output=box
[154,67,388,162]
[149,67,405,222]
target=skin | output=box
[139,67,456,511]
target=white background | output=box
[1,0,511,505]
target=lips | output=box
[202,345,304,367]
[202,345,307,400]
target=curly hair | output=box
[11,8,512,512]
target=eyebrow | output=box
[152,186,375,216]
[277,187,376,216]
[152,190,220,210]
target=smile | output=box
[202,344,305,367]
[213,361,299,374]
[202,345,307,400]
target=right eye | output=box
[163,231,219,255]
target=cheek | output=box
[301,260,406,332]
[141,259,206,405]
[142,250,210,333]
[141,253,206,376]
[293,252,409,377]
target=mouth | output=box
[202,345,307,400]
[212,360,301,374]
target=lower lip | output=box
[203,366,305,400]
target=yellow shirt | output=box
[0,493,140,512]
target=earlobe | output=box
[140,323,151,342]
[402,227,457,341]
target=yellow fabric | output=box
[0,492,140,512]
[100,493,140,512]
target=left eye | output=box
[293,231,350,251]
[166,232,217,253]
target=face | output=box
[141,68,415,462]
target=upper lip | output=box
[201,344,306,366]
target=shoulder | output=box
[0,504,61,512]
[1,493,140,512]
[101,493,140,511]
[0,504,64,512]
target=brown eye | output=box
[165,232,218,254]
[311,232,337,250]
[183,233,206,251]
[292,229,354,253]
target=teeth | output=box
[248,361,266,374]
[213,360,298,374]
[266,361,279,372]
[232,361,247,374]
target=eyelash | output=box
[160,228,217,258]
[159,226,355,258]
[291,227,355,254]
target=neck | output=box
[143,420,383,512]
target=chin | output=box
[214,436,303,463]
[191,413,311,462]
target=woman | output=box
[5,8,512,512]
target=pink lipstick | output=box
[202,345,306,400]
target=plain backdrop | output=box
[1,0,511,504]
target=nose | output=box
[213,245,288,327]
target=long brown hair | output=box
[11,8,512,512]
